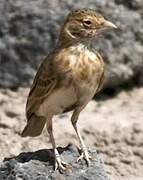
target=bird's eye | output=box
[83,20,92,27]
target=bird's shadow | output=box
[3,144,76,167]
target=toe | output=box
[55,159,71,173]
[76,151,95,166]
[54,162,58,171]
[61,160,69,166]
[85,157,91,166]
[77,153,84,163]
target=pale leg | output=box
[71,108,92,166]
[46,117,68,172]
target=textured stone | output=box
[0,0,143,88]
[0,145,108,180]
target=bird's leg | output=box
[46,118,68,172]
[71,108,93,166]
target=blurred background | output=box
[0,0,143,179]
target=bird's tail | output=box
[21,114,46,137]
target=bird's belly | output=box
[36,86,77,117]
[76,82,98,104]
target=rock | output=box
[0,144,108,180]
[0,0,143,88]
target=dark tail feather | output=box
[21,114,46,137]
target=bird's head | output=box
[59,9,117,44]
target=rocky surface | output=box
[0,0,143,88]
[0,145,108,180]
[0,87,143,179]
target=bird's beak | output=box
[103,20,117,29]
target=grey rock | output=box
[0,0,143,88]
[0,144,108,180]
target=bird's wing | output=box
[96,70,105,93]
[26,56,57,121]
[96,52,105,93]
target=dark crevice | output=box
[95,72,142,101]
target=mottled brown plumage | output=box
[21,8,117,172]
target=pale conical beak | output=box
[103,20,117,29]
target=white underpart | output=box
[86,50,97,61]
[70,44,97,62]
[37,86,77,117]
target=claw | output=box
[54,157,71,173]
[77,148,95,166]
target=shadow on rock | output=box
[4,144,73,166]
[0,144,108,180]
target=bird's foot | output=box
[55,156,71,173]
[77,147,94,166]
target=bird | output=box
[21,8,117,172]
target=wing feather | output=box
[26,56,57,120]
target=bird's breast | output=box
[70,48,104,85]
[66,46,105,103]
[53,45,105,105]
[56,44,104,84]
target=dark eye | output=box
[83,20,92,27]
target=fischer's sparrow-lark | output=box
[21,8,117,172]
